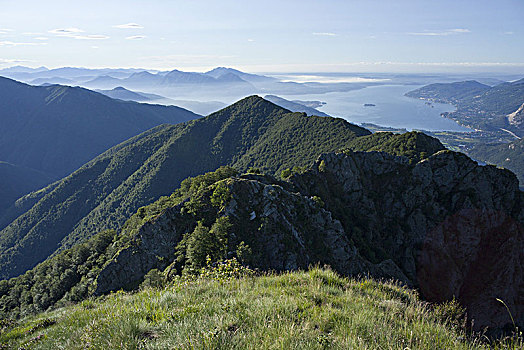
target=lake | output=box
[279,84,470,132]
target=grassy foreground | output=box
[0,266,521,349]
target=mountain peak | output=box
[212,95,291,117]
[130,71,156,78]
[206,67,242,74]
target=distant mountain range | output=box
[0,77,200,181]
[0,66,262,92]
[0,66,388,102]
[0,66,145,81]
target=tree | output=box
[210,216,232,260]
[186,222,217,269]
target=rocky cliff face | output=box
[292,150,523,331]
[95,150,523,331]
[93,203,185,295]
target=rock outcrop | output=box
[95,202,187,294]
[508,102,524,127]
[95,150,523,331]
[291,150,523,331]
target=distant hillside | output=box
[82,75,124,89]
[29,77,76,86]
[0,77,200,178]
[406,78,524,134]
[467,78,524,115]
[407,78,524,182]
[0,67,141,82]
[205,67,277,84]
[468,137,524,185]
[0,162,52,215]
[95,86,164,102]
[405,80,490,104]
[264,95,330,117]
[0,96,372,280]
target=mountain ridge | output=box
[0,96,371,279]
[0,76,200,179]
[92,148,523,331]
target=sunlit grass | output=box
[1,267,521,349]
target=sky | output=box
[0,0,523,73]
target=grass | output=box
[0,267,521,349]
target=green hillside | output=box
[406,78,524,133]
[0,162,52,215]
[468,138,524,185]
[0,96,370,279]
[405,80,490,104]
[4,267,516,350]
[0,77,199,179]
[345,131,445,163]
[463,78,524,115]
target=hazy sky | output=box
[0,0,523,73]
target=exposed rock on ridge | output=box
[292,150,523,331]
[95,149,523,331]
[95,174,408,295]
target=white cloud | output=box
[504,31,514,35]
[0,28,14,34]
[49,28,108,40]
[408,32,445,36]
[247,38,255,42]
[408,28,471,36]
[113,23,144,29]
[73,34,109,40]
[0,40,47,46]
[313,32,337,36]
[49,28,84,35]
[34,37,48,40]
[126,35,146,40]
[449,28,470,33]
[22,32,44,36]
[91,46,99,49]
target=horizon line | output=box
[1,62,524,75]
